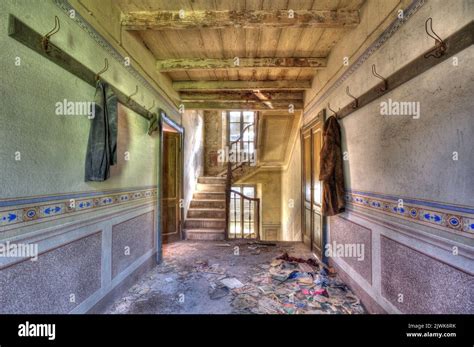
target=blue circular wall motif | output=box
[448,216,460,227]
[26,209,36,218]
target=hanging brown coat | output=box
[319,116,345,216]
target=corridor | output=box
[104,241,365,314]
[0,0,472,320]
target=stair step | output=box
[190,199,226,209]
[187,208,225,219]
[194,192,225,200]
[185,229,225,241]
[198,177,227,184]
[196,183,226,192]
[185,218,226,229]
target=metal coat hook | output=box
[345,86,358,109]
[95,58,109,81]
[327,103,339,118]
[147,100,155,112]
[127,85,138,103]
[424,17,447,59]
[41,16,60,52]
[371,64,387,93]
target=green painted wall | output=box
[0,0,175,200]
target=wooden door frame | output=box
[156,109,184,263]
[300,128,312,247]
[300,109,327,263]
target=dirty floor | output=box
[105,240,366,314]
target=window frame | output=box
[229,184,257,239]
[226,110,258,151]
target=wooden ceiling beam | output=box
[157,57,327,72]
[173,80,312,91]
[179,91,304,101]
[184,99,301,105]
[253,90,274,109]
[122,10,360,31]
[182,101,303,110]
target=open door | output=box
[302,128,312,248]
[161,121,183,244]
[301,110,325,259]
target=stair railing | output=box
[224,123,260,240]
[228,189,260,240]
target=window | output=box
[227,111,256,155]
[229,185,257,239]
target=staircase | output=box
[219,162,260,183]
[185,176,226,240]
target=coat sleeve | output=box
[319,119,336,181]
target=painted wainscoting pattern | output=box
[0,187,157,232]
[345,190,474,237]
[380,235,474,314]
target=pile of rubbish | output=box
[226,252,366,314]
[108,241,366,314]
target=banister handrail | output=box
[229,189,260,202]
[230,123,254,147]
[228,189,260,241]
[229,123,255,175]
[225,118,260,241]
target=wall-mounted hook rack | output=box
[41,16,60,52]
[345,86,358,109]
[147,100,156,112]
[317,20,473,122]
[95,58,109,81]
[127,85,138,103]
[8,15,156,121]
[424,17,447,59]
[327,103,340,118]
[371,64,387,94]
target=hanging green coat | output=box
[319,116,345,216]
[84,80,118,181]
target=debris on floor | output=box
[221,277,244,289]
[105,240,365,314]
[209,286,230,300]
[230,252,365,314]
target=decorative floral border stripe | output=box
[0,187,157,231]
[348,190,474,215]
[345,191,474,237]
[0,185,156,208]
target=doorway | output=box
[301,109,326,260]
[160,112,184,245]
[229,185,257,239]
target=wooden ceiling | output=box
[116,0,365,110]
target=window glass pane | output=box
[244,129,255,141]
[243,111,254,123]
[243,186,254,197]
[229,123,241,141]
[230,111,241,122]
[229,185,256,238]
[247,143,255,155]
[243,211,252,221]
[243,128,253,141]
